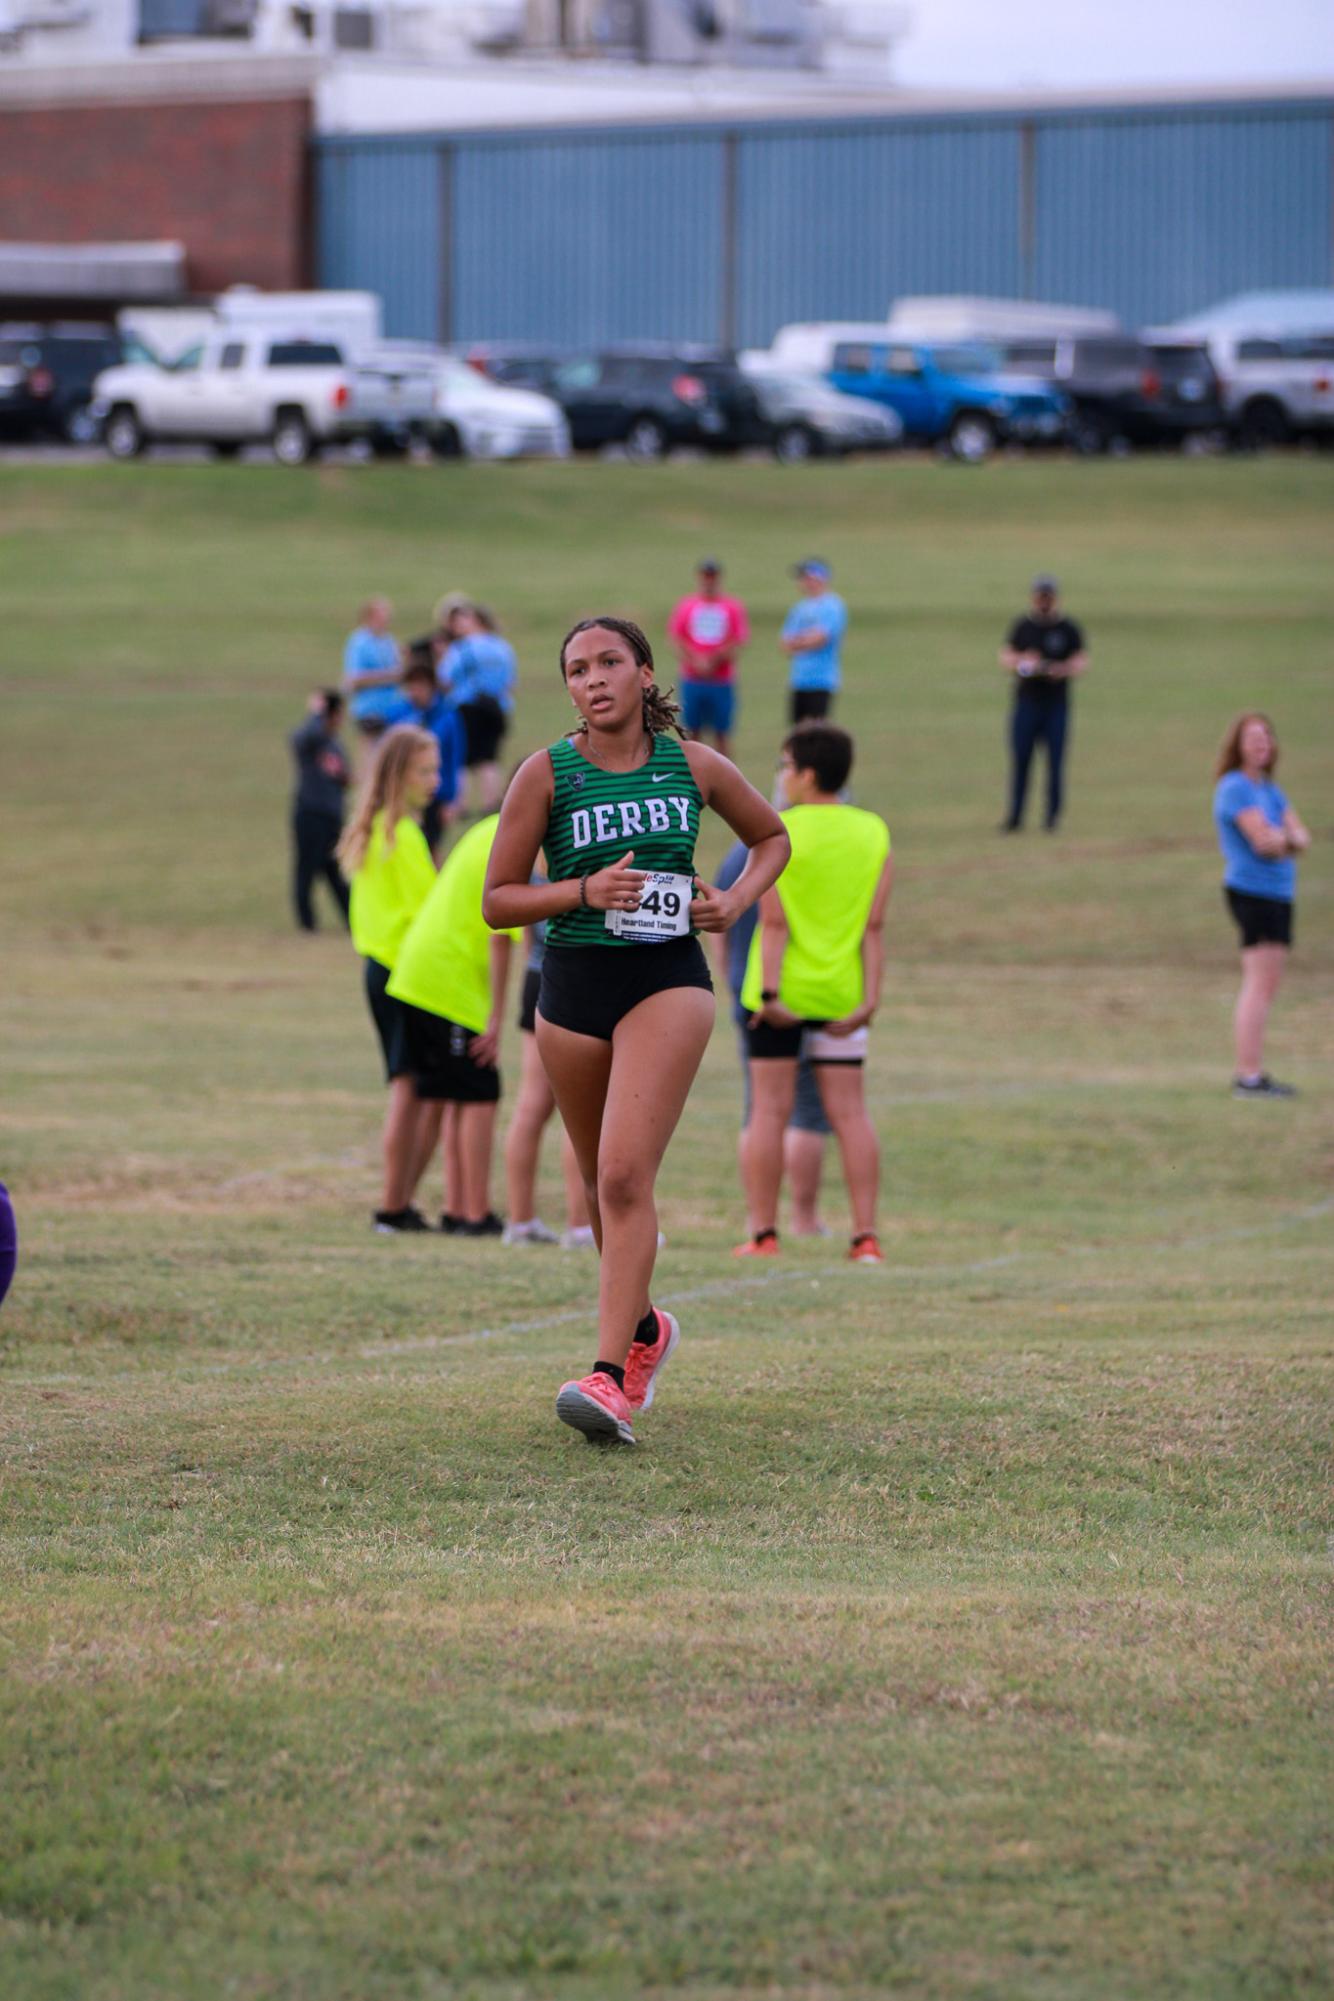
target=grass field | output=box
[1,456,1332,2000]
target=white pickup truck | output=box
[92,332,436,464]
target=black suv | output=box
[1001,334,1222,452]
[470,344,761,459]
[0,323,124,443]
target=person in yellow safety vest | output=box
[737,721,893,1266]
[337,725,440,1234]
[389,813,522,1236]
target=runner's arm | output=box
[482,753,645,927]
[684,744,789,932]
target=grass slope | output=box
[1,457,1331,2000]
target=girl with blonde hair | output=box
[338,725,442,1228]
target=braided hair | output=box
[559,615,686,740]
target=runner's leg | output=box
[593,987,714,1365]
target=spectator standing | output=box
[999,574,1088,832]
[738,723,892,1264]
[388,813,522,1235]
[780,559,848,723]
[342,597,403,751]
[337,727,441,1234]
[1213,712,1309,1098]
[713,834,831,1239]
[289,688,351,932]
[441,604,517,815]
[384,642,466,856]
[666,557,750,756]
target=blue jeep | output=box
[826,339,1067,459]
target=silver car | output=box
[743,366,904,461]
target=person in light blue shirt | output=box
[1212,711,1310,1099]
[780,558,848,723]
[441,604,518,813]
[342,597,403,745]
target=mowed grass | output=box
[1,456,1332,2001]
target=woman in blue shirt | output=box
[441,603,518,814]
[1213,712,1310,1098]
[342,597,402,752]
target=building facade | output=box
[314,89,1334,347]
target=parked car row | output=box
[2,296,1331,465]
[465,343,903,461]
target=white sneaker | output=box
[503,1218,560,1246]
[561,1225,597,1250]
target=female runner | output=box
[483,616,789,1445]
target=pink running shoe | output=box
[555,1372,636,1445]
[622,1309,681,1414]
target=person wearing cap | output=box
[666,558,750,757]
[781,559,848,725]
[999,574,1088,832]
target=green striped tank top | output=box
[544,732,703,948]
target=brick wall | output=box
[0,94,312,293]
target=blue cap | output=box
[792,558,831,580]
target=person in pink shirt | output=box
[666,557,750,757]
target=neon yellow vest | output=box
[741,803,890,1020]
[348,813,436,970]
[388,816,522,1033]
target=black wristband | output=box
[760,988,778,1003]
[579,875,590,910]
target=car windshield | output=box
[167,346,202,373]
[927,344,1004,376]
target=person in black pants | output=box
[998,574,1089,832]
[290,689,351,930]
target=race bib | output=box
[605,871,693,944]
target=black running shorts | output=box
[403,1006,501,1104]
[537,937,713,1042]
[1225,888,1293,949]
[460,696,508,768]
[790,688,833,724]
[364,956,411,1081]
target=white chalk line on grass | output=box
[364,1253,1024,1358]
[363,1194,1334,1361]
[8,1196,1331,1392]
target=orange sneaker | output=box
[732,1232,780,1258]
[622,1309,680,1414]
[555,1371,636,1445]
[849,1233,884,1264]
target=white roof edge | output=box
[0,51,1330,122]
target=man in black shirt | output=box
[998,574,1088,832]
[289,689,351,930]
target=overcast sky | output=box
[894,0,1334,93]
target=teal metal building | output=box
[314,90,1334,347]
